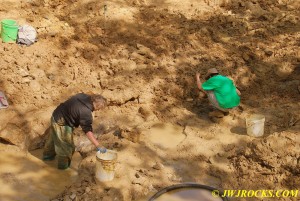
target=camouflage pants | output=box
[43,117,75,168]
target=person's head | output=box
[91,94,107,111]
[205,68,219,80]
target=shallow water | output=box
[0,148,81,201]
[147,123,186,149]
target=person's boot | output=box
[57,156,71,170]
[210,116,224,123]
[208,110,224,123]
[209,110,224,118]
[42,154,56,161]
[42,150,56,161]
[222,111,229,116]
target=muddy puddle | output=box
[152,188,224,201]
[0,148,81,201]
[146,123,186,149]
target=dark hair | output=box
[90,94,107,109]
[205,73,219,80]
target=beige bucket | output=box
[95,150,117,182]
[246,114,265,137]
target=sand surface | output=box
[0,0,299,200]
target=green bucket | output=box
[1,19,19,43]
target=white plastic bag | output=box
[17,25,37,46]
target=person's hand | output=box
[96,146,107,153]
[196,72,200,79]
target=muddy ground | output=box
[0,0,299,200]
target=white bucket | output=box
[95,150,118,182]
[246,114,265,137]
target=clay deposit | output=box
[0,0,299,201]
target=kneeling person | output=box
[196,68,241,122]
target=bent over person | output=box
[196,68,241,122]
[43,93,107,169]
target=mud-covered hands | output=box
[96,146,107,153]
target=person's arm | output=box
[196,72,207,94]
[229,78,241,96]
[86,131,99,147]
[86,131,106,153]
[80,108,106,153]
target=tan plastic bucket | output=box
[246,114,265,137]
[95,150,117,182]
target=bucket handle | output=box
[1,25,19,40]
[2,32,17,40]
[246,118,265,127]
[246,121,264,128]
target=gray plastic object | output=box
[17,25,37,46]
[148,183,229,201]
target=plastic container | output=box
[246,114,265,137]
[1,19,19,43]
[148,183,228,201]
[95,150,117,182]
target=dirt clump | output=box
[0,0,299,200]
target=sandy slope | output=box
[0,0,299,200]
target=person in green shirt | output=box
[196,68,241,122]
